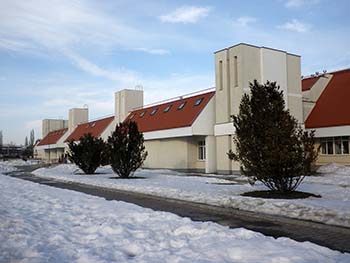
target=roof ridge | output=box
[134,89,215,111]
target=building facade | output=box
[36,43,348,172]
[302,69,350,165]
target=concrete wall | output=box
[115,89,143,123]
[214,43,303,174]
[143,137,189,170]
[143,136,206,172]
[42,119,68,138]
[43,148,65,163]
[68,108,88,132]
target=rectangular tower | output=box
[214,43,303,174]
[115,89,144,123]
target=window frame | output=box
[163,105,172,113]
[198,140,206,161]
[150,108,158,116]
[139,111,146,118]
[177,101,186,110]
[194,98,203,106]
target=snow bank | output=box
[317,163,350,175]
[0,159,40,173]
[33,164,350,227]
[1,174,348,263]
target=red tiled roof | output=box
[305,69,350,128]
[126,91,215,133]
[37,128,68,146]
[65,116,114,142]
[302,76,320,91]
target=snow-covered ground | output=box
[33,163,350,227]
[0,159,40,173]
[1,174,348,263]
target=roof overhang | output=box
[307,125,350,137]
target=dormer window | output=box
[129,114,135,120]
[194,98,203,106]
[164,105,172,112]
[140,111,146,118]
[150,108,158,116]
[177,101,186,110]
[91,122,96,127]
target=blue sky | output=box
[0,0,349,145]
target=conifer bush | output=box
[67,133,108,174]
[107,121,147,178]
[228,80,318,193]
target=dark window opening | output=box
[178,101,186,110]
[194,98,203,106]
[150,108,158,115]
[164,105,172,112]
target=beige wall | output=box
[143,137,206,171]
[214,43,303,174]
[43,148,65,163]
[215,135,239,174]
[68,108,88,132]
[115,89,143,123]
[42,119,68,138]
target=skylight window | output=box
[163,105,172,112]
[194,98,203,106]
[140,111,146,118]
[177,101,186,110]
[150,108,158,116]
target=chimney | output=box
[115,89,144,123]
[68,108,88,131]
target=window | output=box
[327,139,334,154]
[194,98,203,106]
[129,114,135,120]
[164,105,172,112]
[234,56,238,87]
[178,101,186,110]
[139,111,146,118]
[219,60,223,91]
[342,136,349,154]
[91,122,96,127]
[335,137,342,154]
[320,137,350,155]
[198,140,206,160]
[321,138,327,154]
[150,108,158,116]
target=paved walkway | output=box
[5,165,350,253]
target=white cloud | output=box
[159,6,210,24]
[233,16,257,27]
[63,50,140,85]
[285,0,319,8]
[130,47,170,55]
[278,19,311,32]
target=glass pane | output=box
[335,138,342,154]
[327,141,334,154]
[343,140,349,154]
[321,142,327,154]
